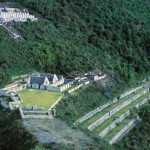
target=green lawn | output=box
[19,89,62,109]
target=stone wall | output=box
[119,86,143,99]
[87,89,148,131]
[74,85,144,126]
[100,95,150,139]
[18,107,53,119]
[109,116,139,145]
[48,94,64,110]
[8,91,23,110]
[74,102,113,125]
[9,102,13,110]
[68,84,83,93]
[23,110,48,114]
[0,90,7,96]
[9,101,20,110]
[2,83,26,92]
[134,97,149,109]
[47,81,74,92]
[12,74,29,82]
[19,107,24,118]
[22,115,53,119]
[99,110,130,138]
[1,12,37,22]
[1,101,9,108]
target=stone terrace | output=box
[75,82,150,144]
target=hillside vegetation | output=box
[0,106,38,150]
[0,0,150,149]
[56,82,130,124]
[0,0,150,87]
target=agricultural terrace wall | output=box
[99,110,130,138]
[119,86,143,99]
[74,85,144,126]
[109,116,139,145]
[87,89,149,131]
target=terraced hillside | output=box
[76,83,150,144]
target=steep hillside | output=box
[116,104,150,149]
[56,82,130,124]
[1,103,149,150]
[0,106,38,150]
[0,1,150,149]
[0,0,150,87]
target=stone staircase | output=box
[2,23,24,40]
[19,108,53,119]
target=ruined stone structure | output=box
[0,7,37,24]
[27,73,69,91]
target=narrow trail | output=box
[2,23,24,40]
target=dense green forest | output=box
[0,0,150,149]
[0,0,150,87]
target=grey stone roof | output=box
[30,76,46,85]
[2,8,8,12]
[87,75,96,80]
[40,73,55,82]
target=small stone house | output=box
[27,73,65,90]
[0,7,38,23]
[87,73,106,81]
[40,73,59,84]
[27,76,50,89]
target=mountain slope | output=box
[0,0,150,87]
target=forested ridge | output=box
[0,0,150,87]
[0,0,150,149]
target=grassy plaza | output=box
[19,89,62,109]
